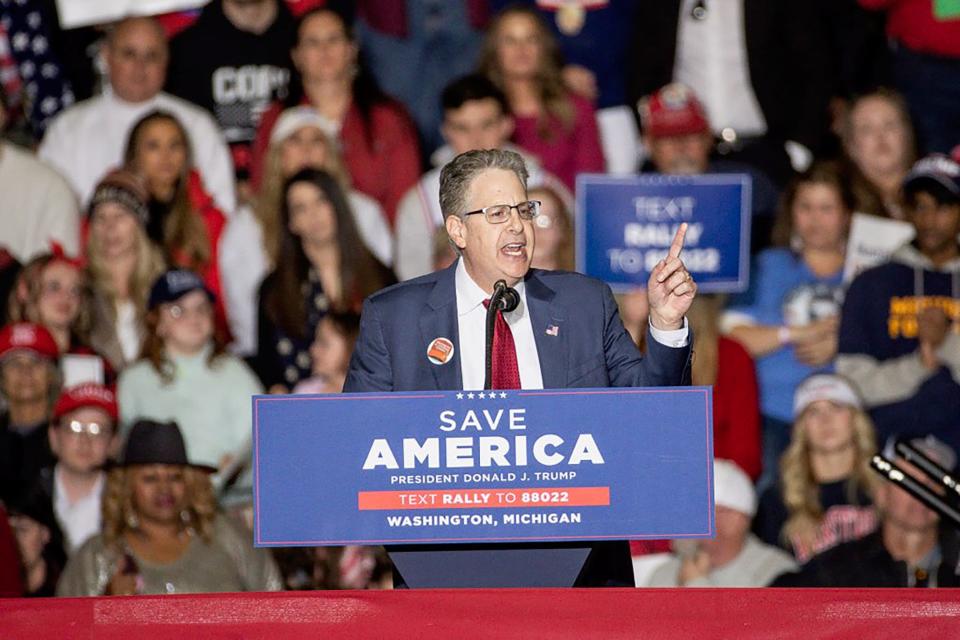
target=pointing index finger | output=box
[668,222,688,259]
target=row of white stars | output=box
[455,392,509,400]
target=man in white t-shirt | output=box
[38,17,236,215]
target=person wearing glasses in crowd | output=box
[16,384,119,558]
[344,148,696,586]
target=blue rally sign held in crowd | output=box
[576,174,752,293]
[253,388,714,547]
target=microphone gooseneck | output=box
[484,280,521,390]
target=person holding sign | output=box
[345,148,695,586]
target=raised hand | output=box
[647,223,697,330]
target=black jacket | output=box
[772,529,960,588]
[626,0,832,153]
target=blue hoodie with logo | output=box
[837,244,960,454]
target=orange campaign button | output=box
[427,337,455,365]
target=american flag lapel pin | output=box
[546,324,559,337]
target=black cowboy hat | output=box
[119,420,217,473]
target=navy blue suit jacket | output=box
[344,263,692,393]
[343,263,693,587]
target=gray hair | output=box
[439,149,529,219]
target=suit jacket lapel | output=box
[525,271,567,389]
[420,263,462,390]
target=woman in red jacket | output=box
[124,111,230,339]
[251,7,420,226]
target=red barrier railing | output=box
[2,588,959,639]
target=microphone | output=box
[484,280,520,389]
[494,280,520,313]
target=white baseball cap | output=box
[270,106,339,146]
[793,374,862,418]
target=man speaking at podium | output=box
[344,148,697,586]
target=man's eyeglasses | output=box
[62,421,111,439]
[462,200,541,224]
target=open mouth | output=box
[501,242,526,257]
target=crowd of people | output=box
[1,0,959,596]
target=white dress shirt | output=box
[456,259,544,390]
[39,89,237,214]
[673,0,767,138]
[53,467,104,553]
[454,259,689,390]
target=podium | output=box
[253,388,714,588]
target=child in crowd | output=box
[118,269,262,504]
[7,249,90,356]
[85,170,166,371]
[293,311,360,394]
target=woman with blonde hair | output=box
[250,7,420,224]
[85,170,166,371]
[479,5,604,191]
[57,420,280,596]
[754,374,879,563]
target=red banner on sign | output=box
[358,487,611,510]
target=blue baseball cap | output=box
[147,268,215,310]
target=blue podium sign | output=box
[575,174,752,293]
[253,387,714,547]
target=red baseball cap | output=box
[639,83,710,138]
[53,383,119,423]
[0,323,59,362]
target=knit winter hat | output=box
[88,169,150,225]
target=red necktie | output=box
[482,299,521,389]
